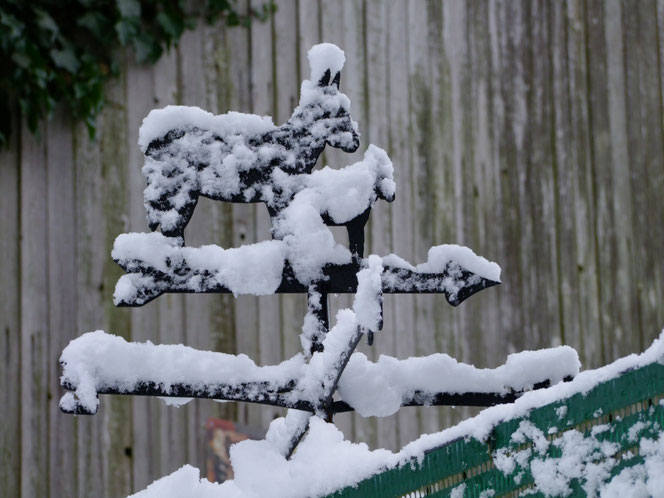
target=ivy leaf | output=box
[33,8,58,39]
[156,11,184,39]
[132,32,160,63]
[77,11,106,37]
[1,0,274,148]
[1,11,25,39]
[115,18,138,45]
[50,48,80,73]
[11,52,31,70]
[116,0,141,19]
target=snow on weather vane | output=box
[59,44,575,463]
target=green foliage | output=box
[0,0,275,146]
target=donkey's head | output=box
[290,44,360,154]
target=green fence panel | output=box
[330,361,664,498]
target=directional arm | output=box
[112,234,500,307]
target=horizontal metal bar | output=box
[62,376,572,416]
[115,260,499,307]
[61,379,317,414]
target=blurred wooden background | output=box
[1,0,663,496]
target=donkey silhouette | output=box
[140,45,360,241]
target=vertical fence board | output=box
[624,1,664,352]
[320,0,362,440]
[603,0,636,360]
[251,0,286,429]
[227,3,263,430]
[655,0,664,336]
[529,0,562,351]
[20,124,49,498]
[442,0,476,426]
[585,0,613,367]
[0,118,21,497]
[407,0,438,437]
[177,23,234,473]
[126,52,164,491]
[386,0,419,448]
[321,0,350,170]
[467,0,503,369]
[339,0,377,448]
[273,0,306,364]
[73,120,106,498]
[99,61,134,498]
[365,0,398,452]
[550,1,581,362]
[565,0,602,368]
[209,23,241,426]
[46,111,77,498]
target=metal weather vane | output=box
[59,44,567,460]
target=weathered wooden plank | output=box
[526,0,562,352]
[339,0,368,166]
[227,2,263,430]
[564,0,602,368]
[46,109,77,498]
[601,0,636,361]
[490,0,530,361]
[297,0,320,85]
[0,111,21,498]
[320,0,349,170]
[466,0,504,369]
[73,118,106,498]
[364,0,398,452]
[177,22,234,473]
[99,57,134,497]
[655,0,664,337]
[385,0,418,449]
[251,1,286,429]
[320,2,348,169]
[126,49,166,492]
[613,0,643,359]
[584,0,614,367]
[550,0,581,364]
[623,0,664,352]
[659,1,664,144]
[273,0,306,364]
[209,22,241,426]
[440,0,469,429]
[406,0,436,437]
[487,0,516,365]
[20,122,49,498]
[335,0,378,449]
[318,0,358,441]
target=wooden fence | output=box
[1,0,663,496]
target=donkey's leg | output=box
[167,191,199,243]
[144,157,200,241]
[346,207,371,259]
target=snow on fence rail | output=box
[329,333,664,498]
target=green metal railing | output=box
[330,360,664,497]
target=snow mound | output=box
[308,43,346,82]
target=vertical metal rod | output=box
[307,285,329,355]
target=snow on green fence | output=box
[331,360,664,497]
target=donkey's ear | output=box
[318,69,331,87]
[332,71,340,88]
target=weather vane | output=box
[58,43,560,462]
